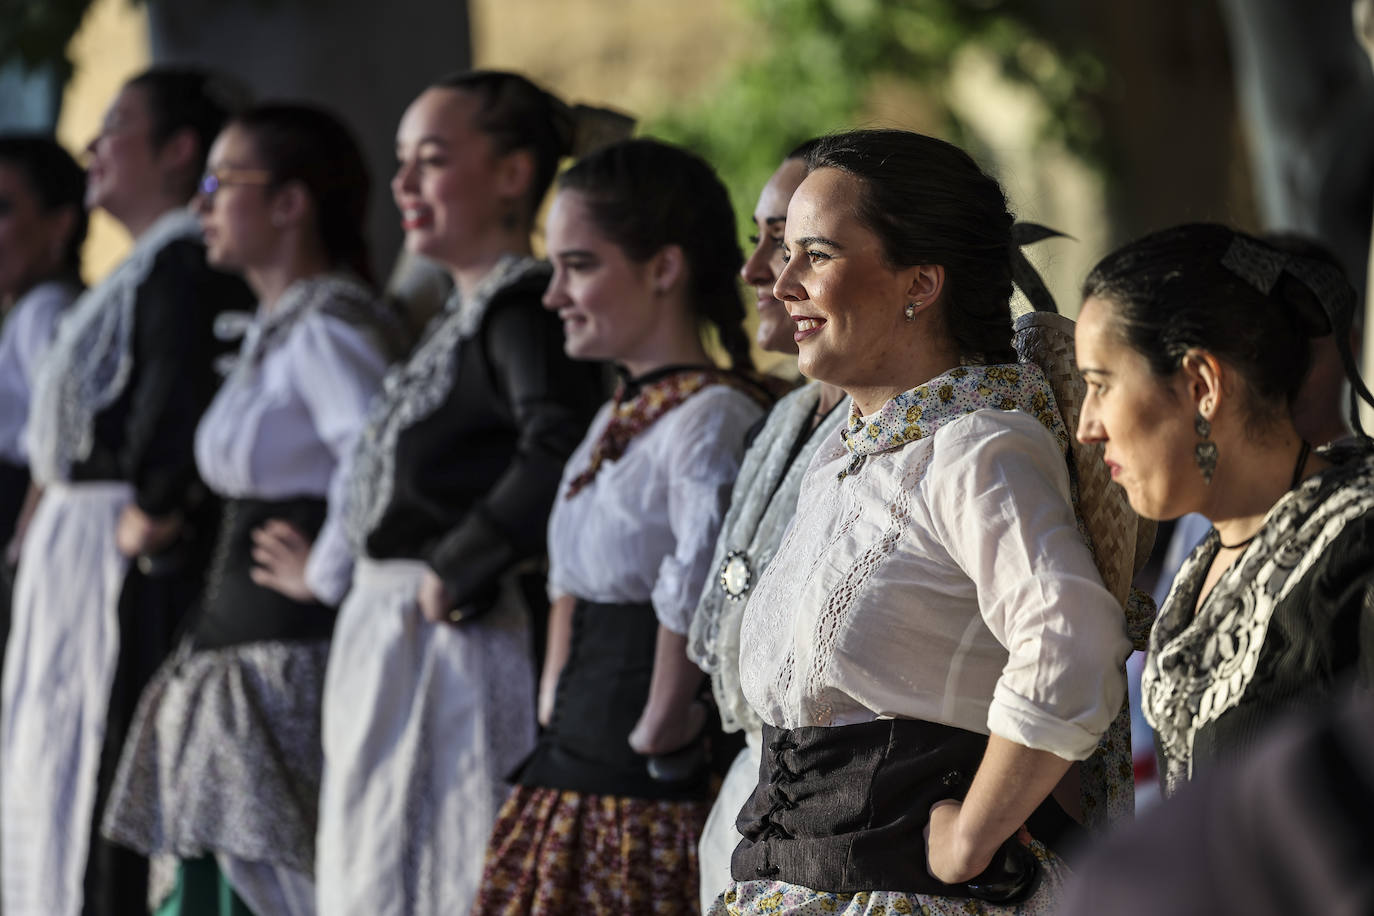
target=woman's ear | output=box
[495,148,536,204]
[1180,348,1226,417]
[905,264,945,312]
[648,244,686,294]
[269,180,311,230]
[157,127,201,186]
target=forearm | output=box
[936,734,1072,878]
[629,625,706,755]
[538,594,576,726]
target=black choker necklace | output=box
[1218,439,1312,550]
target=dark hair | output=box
[558,138,753,370]
[232,103,375,286]
[126,67,244,198]
[1082,223,1370,431]
[807,129,1017,363]
[432,70,578,228]
[0,134,87,276]
[785,137,823,163]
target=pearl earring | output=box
[904,299,923,321]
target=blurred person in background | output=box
[102,102,399,916]
[316,70,618,916]
[1,67,253,916]
[0,135,86,559]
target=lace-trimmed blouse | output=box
[739,405,1130,761]
[194,276,391,604]
[547,383,766,635]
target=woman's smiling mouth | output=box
[793,316,826,341]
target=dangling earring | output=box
[904,299,922,321]
[1194,409,1217,484]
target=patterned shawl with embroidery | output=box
[564,367,772,499]
[1144,441,1374,795]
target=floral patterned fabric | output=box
[471,786,709,916]
[837,364,1067,480]
[709,831,1068,916]
[565,368,771,499]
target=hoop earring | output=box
[1194,410,1217,484]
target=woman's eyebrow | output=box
[794,235,843,249]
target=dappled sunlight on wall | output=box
[58,0,150,284]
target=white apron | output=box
[317,558,537,915]
[1,482,132,916]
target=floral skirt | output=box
[708,832,1069,916]
[471,785,711,916]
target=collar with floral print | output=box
[837,362,1068,479]
[564,366,773,499]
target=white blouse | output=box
[194,276,390,605]
[547,384,765,635]
[739,408,1130,761]
[0,280,79,465]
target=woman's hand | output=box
[925,799,993,884]
[115,505,182,558]
[629,697,707,756]
[249,520,316,602]
[417,569,455,623]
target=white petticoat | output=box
[1,482,132,916]
[699,732,762,913]
[316,558,537,915]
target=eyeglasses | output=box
[198,169,273,197]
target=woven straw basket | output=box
[1013,311,1155,606]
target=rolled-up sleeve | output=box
[291,312,390,605]
[930,410,1130,760]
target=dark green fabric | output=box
[154,857,253,916]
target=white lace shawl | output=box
[687,382,849,734]
[342,255,546,549]
[27,208,202,485]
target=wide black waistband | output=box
[189,496,334,650]
[732,720,1045,901]
[514,598,709,801]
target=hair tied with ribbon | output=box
[1010,221,1074,314]
[1222,233,1374,436]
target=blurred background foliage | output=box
[649,0,1107,238]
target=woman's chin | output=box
[756,317,799,356]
